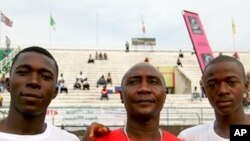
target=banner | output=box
[132,38,156,46]
[1,12,13,27]
[183,10,214,72]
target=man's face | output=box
[121,63,166,119]
[203,61,247,115]
[7,52,58,116]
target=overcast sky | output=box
[0,0,250,51]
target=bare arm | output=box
[82,122,110,141]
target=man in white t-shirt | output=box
[0,46,79,141]
[178,55,250,141]
[77,71,87,83]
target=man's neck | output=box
[214,109,250,139]
[0,108,47,135]
[125,117,161,141]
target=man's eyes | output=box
[127,79,160,85]
[41,74,53,80]
[206,80,238,88]
[128,79,140,85]
[227,80,237,86]
[149,79,160,85]
[16,70,53,81]
[207,82,217,88]
[16,70,29,75]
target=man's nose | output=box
[26,73,41,88]
[218,82,229,95]
[138,81,151,94]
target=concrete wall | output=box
[174,67,191,94]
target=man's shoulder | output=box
[181,123,210,133]
[48,124,80,141]
[162,130,182,141]
[178,122,212,139]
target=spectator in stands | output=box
[103,52,108,60]
[99,52,103,60]
[125,41,129,52]
[83,78,90,90]
[106,72,112,86]
[199,79,206,98]
[178,55,250,141]
[95,51,99,60]
[77,71,87,83]
[176,57,182,67]
[233,51,239,60]
[0,74,6,92]
[96,75,106,88]
[57,73,65,92]
[58,73,64,84]
[0,46,79,140]
[191,86,202,102]
[179,49,184,58]
[88,54,95,63]
[60,79,68,94]
[83,62,181,141]
[218,52,223,56]
[243,90,250,107]
[144,57,149,62]
[100,85,109,100]
[74,78,81,90]
[5,36,10,51]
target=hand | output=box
[82,122,110,141]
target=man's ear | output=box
[244,80,249,92]
[120,91,124,103]
[52,85,58,99]
[5,78,10,93]
[202,86,207,97]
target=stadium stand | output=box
[1,48,250,134]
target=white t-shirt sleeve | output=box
[178,121,228,141]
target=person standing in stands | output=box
[178,55,250,141]
[179,49,184,58]
[125,41,129,52]
[5,36,11,51]
[177,57,182,67]
[83,62,182,141]
[106,72,112,86]
[0,46,79,141]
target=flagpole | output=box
[96,13,99,49]
[49,23,51,47]
[232,18,236,51]
[141,15,145,49]
[0,10,2,47]
[49,13,52,47]
[233,32,235,51]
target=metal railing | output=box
[0,106,215,131]
[0,47,21,74]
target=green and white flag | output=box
[50,14,56,30]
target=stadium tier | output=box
[1,48,250,129]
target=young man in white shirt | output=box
[0,46,79,141]
[178,55,250,141]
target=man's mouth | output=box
[21,93,42,99]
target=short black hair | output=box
[203,55,246,80]
[10,46,59,77]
